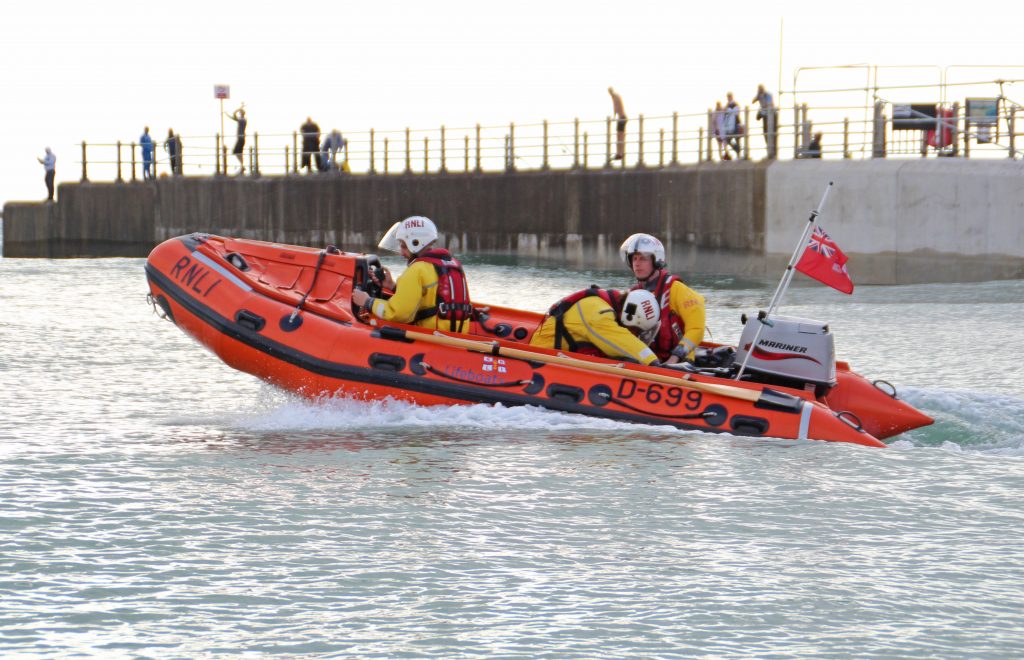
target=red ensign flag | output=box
[795,225,854,294]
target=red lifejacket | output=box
[631,270,683,361]
[410,248,474,332]
[546,286,623,355]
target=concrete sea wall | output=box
[4,160,1022,283]
[766,160,1024,283]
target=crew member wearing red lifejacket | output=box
[619,233,706,363]
[351,216,473,334]
[529,287,661,365]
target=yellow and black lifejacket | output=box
[410,248,474,333]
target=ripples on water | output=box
[1,258,1023,657]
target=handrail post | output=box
[583,131,589,169]
[542,119,549,170]
[464,135,469,172]
[659,128,664,167]
[81,141,89,182]
[285,145,290,174]
[637,114,645,167]
[706,110,713,161]
[843,118,850,158]
[116,141,123,182]
[605,116,612,168]
[369,129,376,174]
[222,144,228,174]
[1009,107,1017,159]
[474,124,481,172]
[793,104,801,159]
[292,131,298,172]
[802,104,812,155]
[951,102,960,157]
[253,132,260,175]
[404,127,411,174]
[671,112,679,165]
[872,100,886,158]
[743,107,751,160]
[573,117,580,169]
[384,137,389,174]
[440,125,447,173]
[215,134,221,176]
[508,122,516,171]
[423,136,429,173]
[131,141,137,181]
[767,107,777,159]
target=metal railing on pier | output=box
[73,76,1022,183]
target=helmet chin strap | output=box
[639,267,662,286]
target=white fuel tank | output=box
[734,313,837,387]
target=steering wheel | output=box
[352,257,386,319]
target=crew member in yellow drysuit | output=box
[529,288,661,365]
[619,233,705,363]
[351,216,473,333]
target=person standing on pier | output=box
[713,100,728,160]
[225,106,247,174]
[140,127,155,180]
[164,128,181,175]
[752,84,777,158]
[608,87,627,160]
[37,147,56,201]
[322,129,348,171]
[723,92,742,160]
[300,117,321,173]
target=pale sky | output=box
[2,0,1022,206]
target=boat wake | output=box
[891,387,1024,455]
[166,385,1024,455]
[226,385,680,437]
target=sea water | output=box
[1,256,1023,658]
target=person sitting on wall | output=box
[806,132,823,158]
[351,216,474,334]
[529,287,661,365]
[619,233,706,364]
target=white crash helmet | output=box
[378,216,438,256]
[619,233,666,270]
[620,289,661,344]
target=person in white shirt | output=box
[37,147,56,201]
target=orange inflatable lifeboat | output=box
[145,234,933,448]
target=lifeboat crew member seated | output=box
[529,287,661,366]
[350,216,474,334]
[619,233,706,364]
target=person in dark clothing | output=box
[174,133,184,174]
[724,92,742,159]
[806,132,823,158]
[225,106,247,174]
[300,117,321,173]
[165,128,181,175]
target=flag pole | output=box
[735,181,834,381]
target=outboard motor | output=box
[734,313,837,394]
